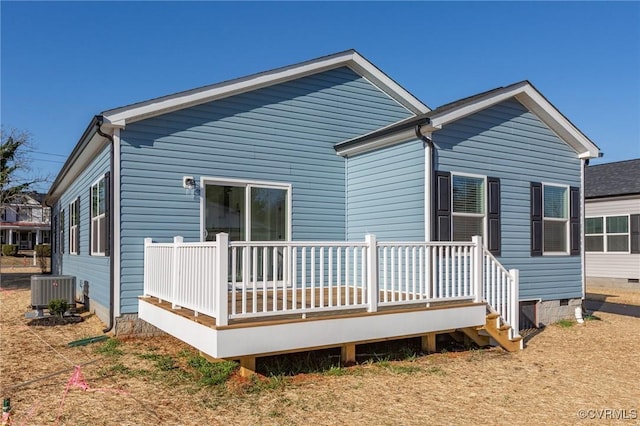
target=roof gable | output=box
[102,50,429,128]
[424,81,600,159]
[337,81,601,159]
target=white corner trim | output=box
[103,51,429,126]
[424,140,432,242]
[113,128,121,318]
[336,127,418,157]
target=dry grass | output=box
[586,286,640,306]
[1,282,639,425]
[0,254,49,274]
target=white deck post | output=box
[171,236,183,309]
[143,238,152,296]
[472,235,484,303]
[365,234,378,312]
[509,268,519,338]
[215,233,229,326]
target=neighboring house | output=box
[585,159,640,287]
[45,50,600,368]
[0,193,51,249]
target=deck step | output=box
[482,313,523,352]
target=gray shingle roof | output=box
[585,159,640,198]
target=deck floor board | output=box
[141,286,478,329]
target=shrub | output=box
[35,244,51,257]
[35,244,51,273]
[48,298,69,317]
[1,244,18,256]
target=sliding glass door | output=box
[204,181,289,242]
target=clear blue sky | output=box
[2,2,639,193]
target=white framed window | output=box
[543,184,569,254]
[586,215,629,253]
[69,198,79,254]
[91,176,107,255]
[452,173,486,242]
[201,177,291,242]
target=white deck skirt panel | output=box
[139,299,486,359]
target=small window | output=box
[91,177,107,255]
[585,217,603,252]
[69,198,80,255]
[606,216,629,252]
[586,215,629,253]
[543,184,568,254]
[452,175,485,241]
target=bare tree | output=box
[1,127,49,205]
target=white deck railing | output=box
[482,247,520,339]
[227,240,371,319]
[377,241,476,307]
[143,234,519,333]
[143,237,221,318]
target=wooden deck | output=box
[140,286,478,329]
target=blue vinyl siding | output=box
[434,99,582,301]
[346,139,425,241]
[54,144,111,321]
[118,67,413,314]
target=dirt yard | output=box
[1,275,639,425]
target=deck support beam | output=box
[239,357,256,377]
[341,343,356,366]
[421,333,437,353]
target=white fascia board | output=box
[428,82,530,129]
[103,51,429,126]
[428,82,600,159]
[47,132,110,202]
[348,53,430,115]
[335,127,418,157]
[514,89,600,159]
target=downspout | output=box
[415,123,434,241]
[96,116,116,333]
[581,158,588,313]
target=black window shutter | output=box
[631,214,640,254]
[67,202,71,252]
[60,208,65,254]
[569,186,580,256]
[88,186,92,256]
[104,172,111,257]
[434,171,451,241]
[76,197,81,255]
[530,182,543,256]
[487,177,501,255]
[52,213,57,254]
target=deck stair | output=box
[462,312,523,352]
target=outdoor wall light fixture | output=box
[182,176,195,189]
